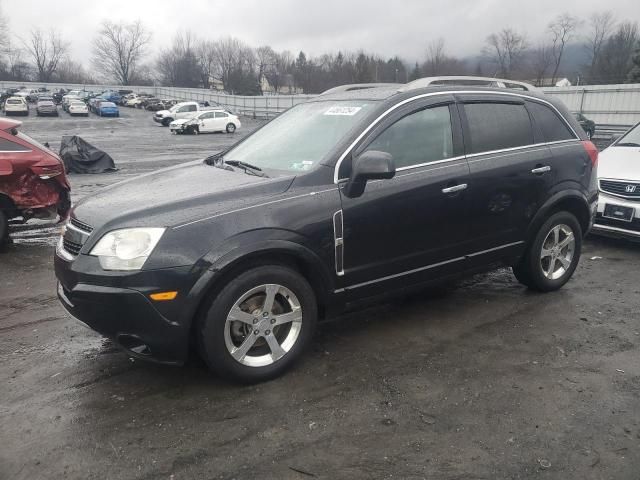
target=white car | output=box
[169,110,241,134]
[68,101,89,117]
[62,90,85,111]
[124,95,139,107]
[3,96,29,115]
[592,122,640,240]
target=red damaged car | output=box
[0,117,70,248]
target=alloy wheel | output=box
[224,284,303,367]
[540,224,575,280]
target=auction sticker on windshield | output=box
[324,106,362,116]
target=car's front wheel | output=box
[513,211,582,292]
[0,210,9,251]
[198,265,317,383]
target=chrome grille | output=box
[600,179,640,199]
[70,217,93,234]
[62,238,82,256]
[60,217,93,258]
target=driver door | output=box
[198,112,216,132]
[338,97,473,295]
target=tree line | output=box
[0,8,638,93]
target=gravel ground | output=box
[1,107,639,480]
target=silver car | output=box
[592,122,640,240]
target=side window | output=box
[464,102,534,154]
[201,113,214,120]
[0,138,30,152]
[527,102,576,142]
[177,106,189,113]
[188,105,197,112]
[363,105,454,169]
[215,112,228,118]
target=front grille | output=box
[70,217,93,234]
[600,179,640,199]
[62,238,82,256]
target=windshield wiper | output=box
[616,142,640,147]
[224,160,269,177]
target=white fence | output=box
[541,83,640,126]
[2,80,640,125]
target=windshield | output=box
[224,100,376,173]
[616,123,640,146]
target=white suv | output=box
[593,122,640,240]
[3,96,29,115]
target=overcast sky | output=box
[5,0,640,65]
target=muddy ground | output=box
[1,107,639,479]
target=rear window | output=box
[6,99,23,105]
[0,137,30,152]
[527,102,576,142]
[464,102,534,154]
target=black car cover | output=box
[59,135,117,174]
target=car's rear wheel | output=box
[513,211,582,292]
[198,265,317,383]
[226,123,236,133]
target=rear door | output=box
[198,112,216,132]
[214,112,229,131]
[457,95,553,262]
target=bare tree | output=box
[424,38,446,75]
[584,11,616,75]
[0,2,9,53]
[531,43,554,86]
[196,39,217,89]
[548,13,581,84]
[255,45,276,93]
[484,28,528,78]
[23,28,68,82]
[92,20,150,85]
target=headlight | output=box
[89,228,165,270]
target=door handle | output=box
[442,183,467,194]
[531,166,551,174]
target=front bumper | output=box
[153,115,164,123]
[592,191,640,240]
[54,252,201,364]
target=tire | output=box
[512,211,582,292]
[162,118,172,127]
[191,126,199,135]
[198,264,317,383]
[226,123,236,133]
[0,210,9,252]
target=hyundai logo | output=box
[626,185,637,193]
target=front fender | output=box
[179,231,334,334]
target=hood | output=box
[156,109,171,117]
[597,146,640,180]
[72,160,294,231]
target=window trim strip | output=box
[333,90,579,183]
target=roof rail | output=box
[320,83,401,95]
[398,76,538,93]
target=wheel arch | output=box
[526,190,591,244]
[183,240,334,349]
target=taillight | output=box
[31,164,63,179]
[581,140,598,167]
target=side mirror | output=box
[343,150,395,198]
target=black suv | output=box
[55,77,598,382]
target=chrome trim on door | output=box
[333,210,344,276]
[442,183,467,194]
[334,240,525,292]
[531,166,551,174]
[333,90,579,183]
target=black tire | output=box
[162,117,172,127]
[226,123,236,133]
[198,264,317,383]
[190,125,199,135]
[0,210,9,252]
[513,211,582,292]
